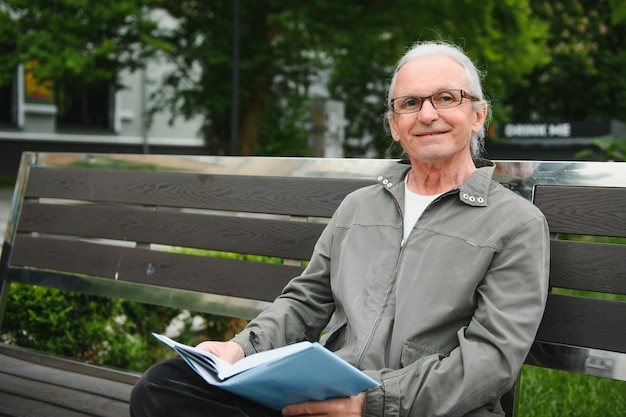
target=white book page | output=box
[153,333,230,373]
[153,333,312,380]
[221,341,311,379]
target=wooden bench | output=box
[0,152,624,417]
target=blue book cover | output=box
[153,333,380,410]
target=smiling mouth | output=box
[418,131,448,137]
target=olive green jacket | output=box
[232,159,550,417]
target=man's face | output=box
[388,55,486,165]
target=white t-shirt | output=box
[404,177,441,241]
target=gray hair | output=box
[386,41,491,159]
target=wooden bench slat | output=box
[0,350,135,403]
[533,185,626,237]
[0,344,139,385]
[0,373,130,417]
[24,168,374,217]
[535,294,626,353]
[17,202,326,260]
[9,237,300,302]
[116,247,299,301]
[0,392,92,417]
[0,347,135,417]
[549,240,626,295]
[10,235,121,279]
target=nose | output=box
[416,98,439,123]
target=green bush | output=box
[1,283,166,371]
[575,136,626,162]
[0,283,242,372]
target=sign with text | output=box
[502,121,612,139]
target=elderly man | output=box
[131,40,549,417]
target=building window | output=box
[0,74,17,126]
[0,40,18,126]
[55,79,115,132]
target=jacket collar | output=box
[377,159,496,207]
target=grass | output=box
[518,365,626,416]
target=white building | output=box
[0,48,206,178]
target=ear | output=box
[388,115,401,142]
[471,102,488,134]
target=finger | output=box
[282,401,321,416]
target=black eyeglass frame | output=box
[389,89,480,114]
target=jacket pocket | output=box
[320,320,348,352]
[400,340,451,366]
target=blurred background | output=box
[1,0,625,180]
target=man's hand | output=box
[195,340,245,364]
[281,392,364,417]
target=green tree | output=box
[152,1,363,155]
[322,0,549,157]
[0,0,168,88]
[506,0,626,123]
[153,0,548,157]
[1,1,550,157]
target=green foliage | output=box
[610,0,626,24]
[0,282,245,372]
[0,0,168,87]
[0,283,170,371]
[1,1,623,156]
[575,136,626,161]
[149,0,549,156]
[321,0,550,157]
[507,0,626,124]
[518,365,626,416]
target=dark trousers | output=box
[130,359,283,417]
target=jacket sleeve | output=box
[231,216,338,357]
[362,215,550,417]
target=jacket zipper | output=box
[354,187,406,367]
[354,186,456,365]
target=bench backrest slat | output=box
[549,240,626,294]
[17,202,327,260]
[25,168,374,217]
[533,185,626,237]
[536,294,626,354]
[8,236,301,302]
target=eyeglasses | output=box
[390,89,479,114]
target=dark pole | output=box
[230,0,240,155]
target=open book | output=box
[153,333,380,410]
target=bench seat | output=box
[0,344,138,417]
